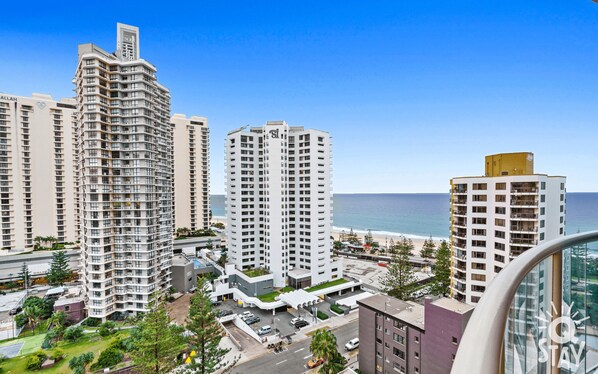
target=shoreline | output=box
[212,216,448,251]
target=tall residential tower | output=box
[171,114,210,231]
[75,23,173,319]
[0,93,79,250]
[225,121,341,289]
[450,152,565,305]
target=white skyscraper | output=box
[75,23,173,319]
[450,152,566,305]
[225,121,341,289]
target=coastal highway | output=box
[232,319,359,374]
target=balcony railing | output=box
[452,230,598,374]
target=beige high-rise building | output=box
[0,93,79,250]
[450,152,565,305]
[171,114,210,231]
[75,23,173,319]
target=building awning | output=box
[278,289,321,309]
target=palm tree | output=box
[23,305,41,335]
[50,311,68,330]
[309,329,340,361]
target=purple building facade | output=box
[357,295,474,374]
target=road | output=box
[232,320,359,374]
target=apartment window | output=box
[393,333,405,345]
[495,195,506,202]
[471,240,486,247]
[561,183,565,190]
[495,242,505,251]
[393,347,405,360]
[414,336,419,343]
[496,182,506,190]
[472,206,487,213]
[495,230,505,239]
[473,195,487,202]
[495,218,505,227]
[472,229,486,236]
[541,182,546,190]
[472,183,487,190]
[472,217,486,225]
[414,352,420,359]
[452,336,458,344]
[495,207,506,214]
[540,220,545,228]
[540,207,545,215]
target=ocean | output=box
[210,193,598,240]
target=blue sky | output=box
[1,1,597,194]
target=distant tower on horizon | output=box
[449,152,566,305]
[225,121,342,288]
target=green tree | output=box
[185,279,237,373]
[309,329,346,374]
[130,302,185,374]
[63,326,84,342]
[364,230,374,245]
[47,250,71,285]
[589,284,598,305]
[23,296,53,319]
[333,241,342,250]
[396,236,414,257]
[431,240,451,297]
[419,236,436,259]
[19,263,31,289]
[23,305,42,334]
[69,352,94,374]
[50,310,68,330]
[95,346,124,369]
[380,246,417,300]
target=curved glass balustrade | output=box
[452,231,598,374]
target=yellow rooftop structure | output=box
[484,152,534,177]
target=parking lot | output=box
[215,300,313,339]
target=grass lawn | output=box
[280,286,295,293]
[257,291,280,302]
[2,330,130,374]
[242,268,270,277]
[306,278,349,293]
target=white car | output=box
[345,338,359,351]
[257,325,272,335]
[240,311,254,320]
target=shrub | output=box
[330,304,345,315]
[49,348,64,361]
[110,336,135,352]
[69,352,94,374]
[14,313,27,328]
[26,351,48,370]
[316,310,329,320]
[81,317,101,327]
[99,321,116,336]
[93,347,124,369]
[63,325,84,342]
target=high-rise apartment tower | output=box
[225,121,340,288]
[171,114,210,231]
[75,23,173,319]
[450,152,565,305]
[0,93,79,250]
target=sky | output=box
[1,1,597,194]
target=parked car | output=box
[240,311,254,320]
[293,320,309,328]
[257,325,272,335]
[290,317,305,325]
[9,306,21,316]
[307,357,325,369]
[217,309,233,317]
[345,338,359,351]
[245,316,260,325]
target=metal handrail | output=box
[451,230,598,374]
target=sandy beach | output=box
[331,228,444,252]
[213,216,445,253]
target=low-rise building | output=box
[358,295,474,374]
